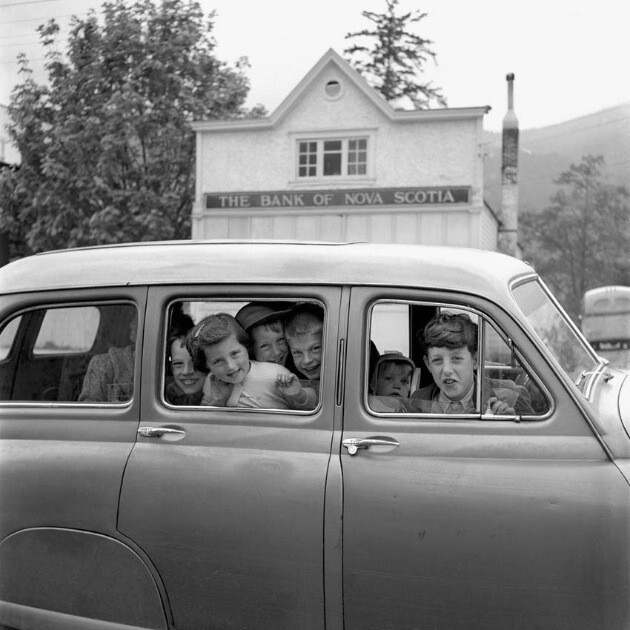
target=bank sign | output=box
[205,186,470,210]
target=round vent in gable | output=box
[324,80,343,100]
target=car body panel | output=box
[340,286,630,629]
[0,241,628,630]
[116,284,342,629]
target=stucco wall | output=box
[198,62,481,194]
[192,55,494,249]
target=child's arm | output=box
[275,372,318,410]
[201,373,231,407]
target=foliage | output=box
[344,0,446,108]
[0,0,263,255]
[521,155,630,321]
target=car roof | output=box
[0,240,535,301]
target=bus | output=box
[582,285,630,370]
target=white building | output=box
[191,49,498,249]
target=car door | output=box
[117,285,343,630]
[0,288,169,630]
[340,286,630,630]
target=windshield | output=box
[512,279,599,393]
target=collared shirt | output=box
[435,381,476,414]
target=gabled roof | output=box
[192,48,490,132]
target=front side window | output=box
[297,137,369,178]
[163,299,325,412]
[0,303,137,403]
[366,301,550,418]
[512,279,597,393]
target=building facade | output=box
[191,49,498,249]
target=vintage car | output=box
[0,241,628,630]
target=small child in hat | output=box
[369,352,415,413]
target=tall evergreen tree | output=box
[0,0,263,256]
[521,155,630,321]
[344,0,446,108]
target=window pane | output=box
[0,316,21,361]
[347,138,367,176]
[323,153,341,175]
[34,307,100,355]
[165,299,324,412]
[323,140,342,151]
[513,280,596,389]
[367,302,415,414]
[0,303,136,403]
[366,302,546,418]
[482,320,550,416]
[298,140,318,178]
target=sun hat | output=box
[235,302,293,332]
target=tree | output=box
[344,0,446,108]
[521,155,630,321]
[0,0,262,255]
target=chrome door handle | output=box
[342,436,400,455]
[137,426,186,438]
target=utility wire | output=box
[1,0,60,7]
[1,11,87,24]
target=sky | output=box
[1,0,629,131]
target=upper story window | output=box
[297,137,368,178]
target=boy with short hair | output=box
[235,302,292,366]
[284,304,324,386]
[408,313,532,415]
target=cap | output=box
[235,302,293,332]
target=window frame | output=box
[293,131,374,182]
[365,298,554,421]
[0,298,141,407]
[159,295,329,416]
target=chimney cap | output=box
[506,73,515,81]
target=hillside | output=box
[483,102,630,214]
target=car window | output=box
[512,279,597,392]
[366,300,550,418]
[162,298,324,412]
[0,315,21,361]
[33,306,100,355]
[0,303,137,403]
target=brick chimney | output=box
[498,73,519,257]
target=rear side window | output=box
[0,303,137,403]
[33,307,100,355]
[162,298,324,412]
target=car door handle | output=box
[137,426,186,438]
[342,436,400,455]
